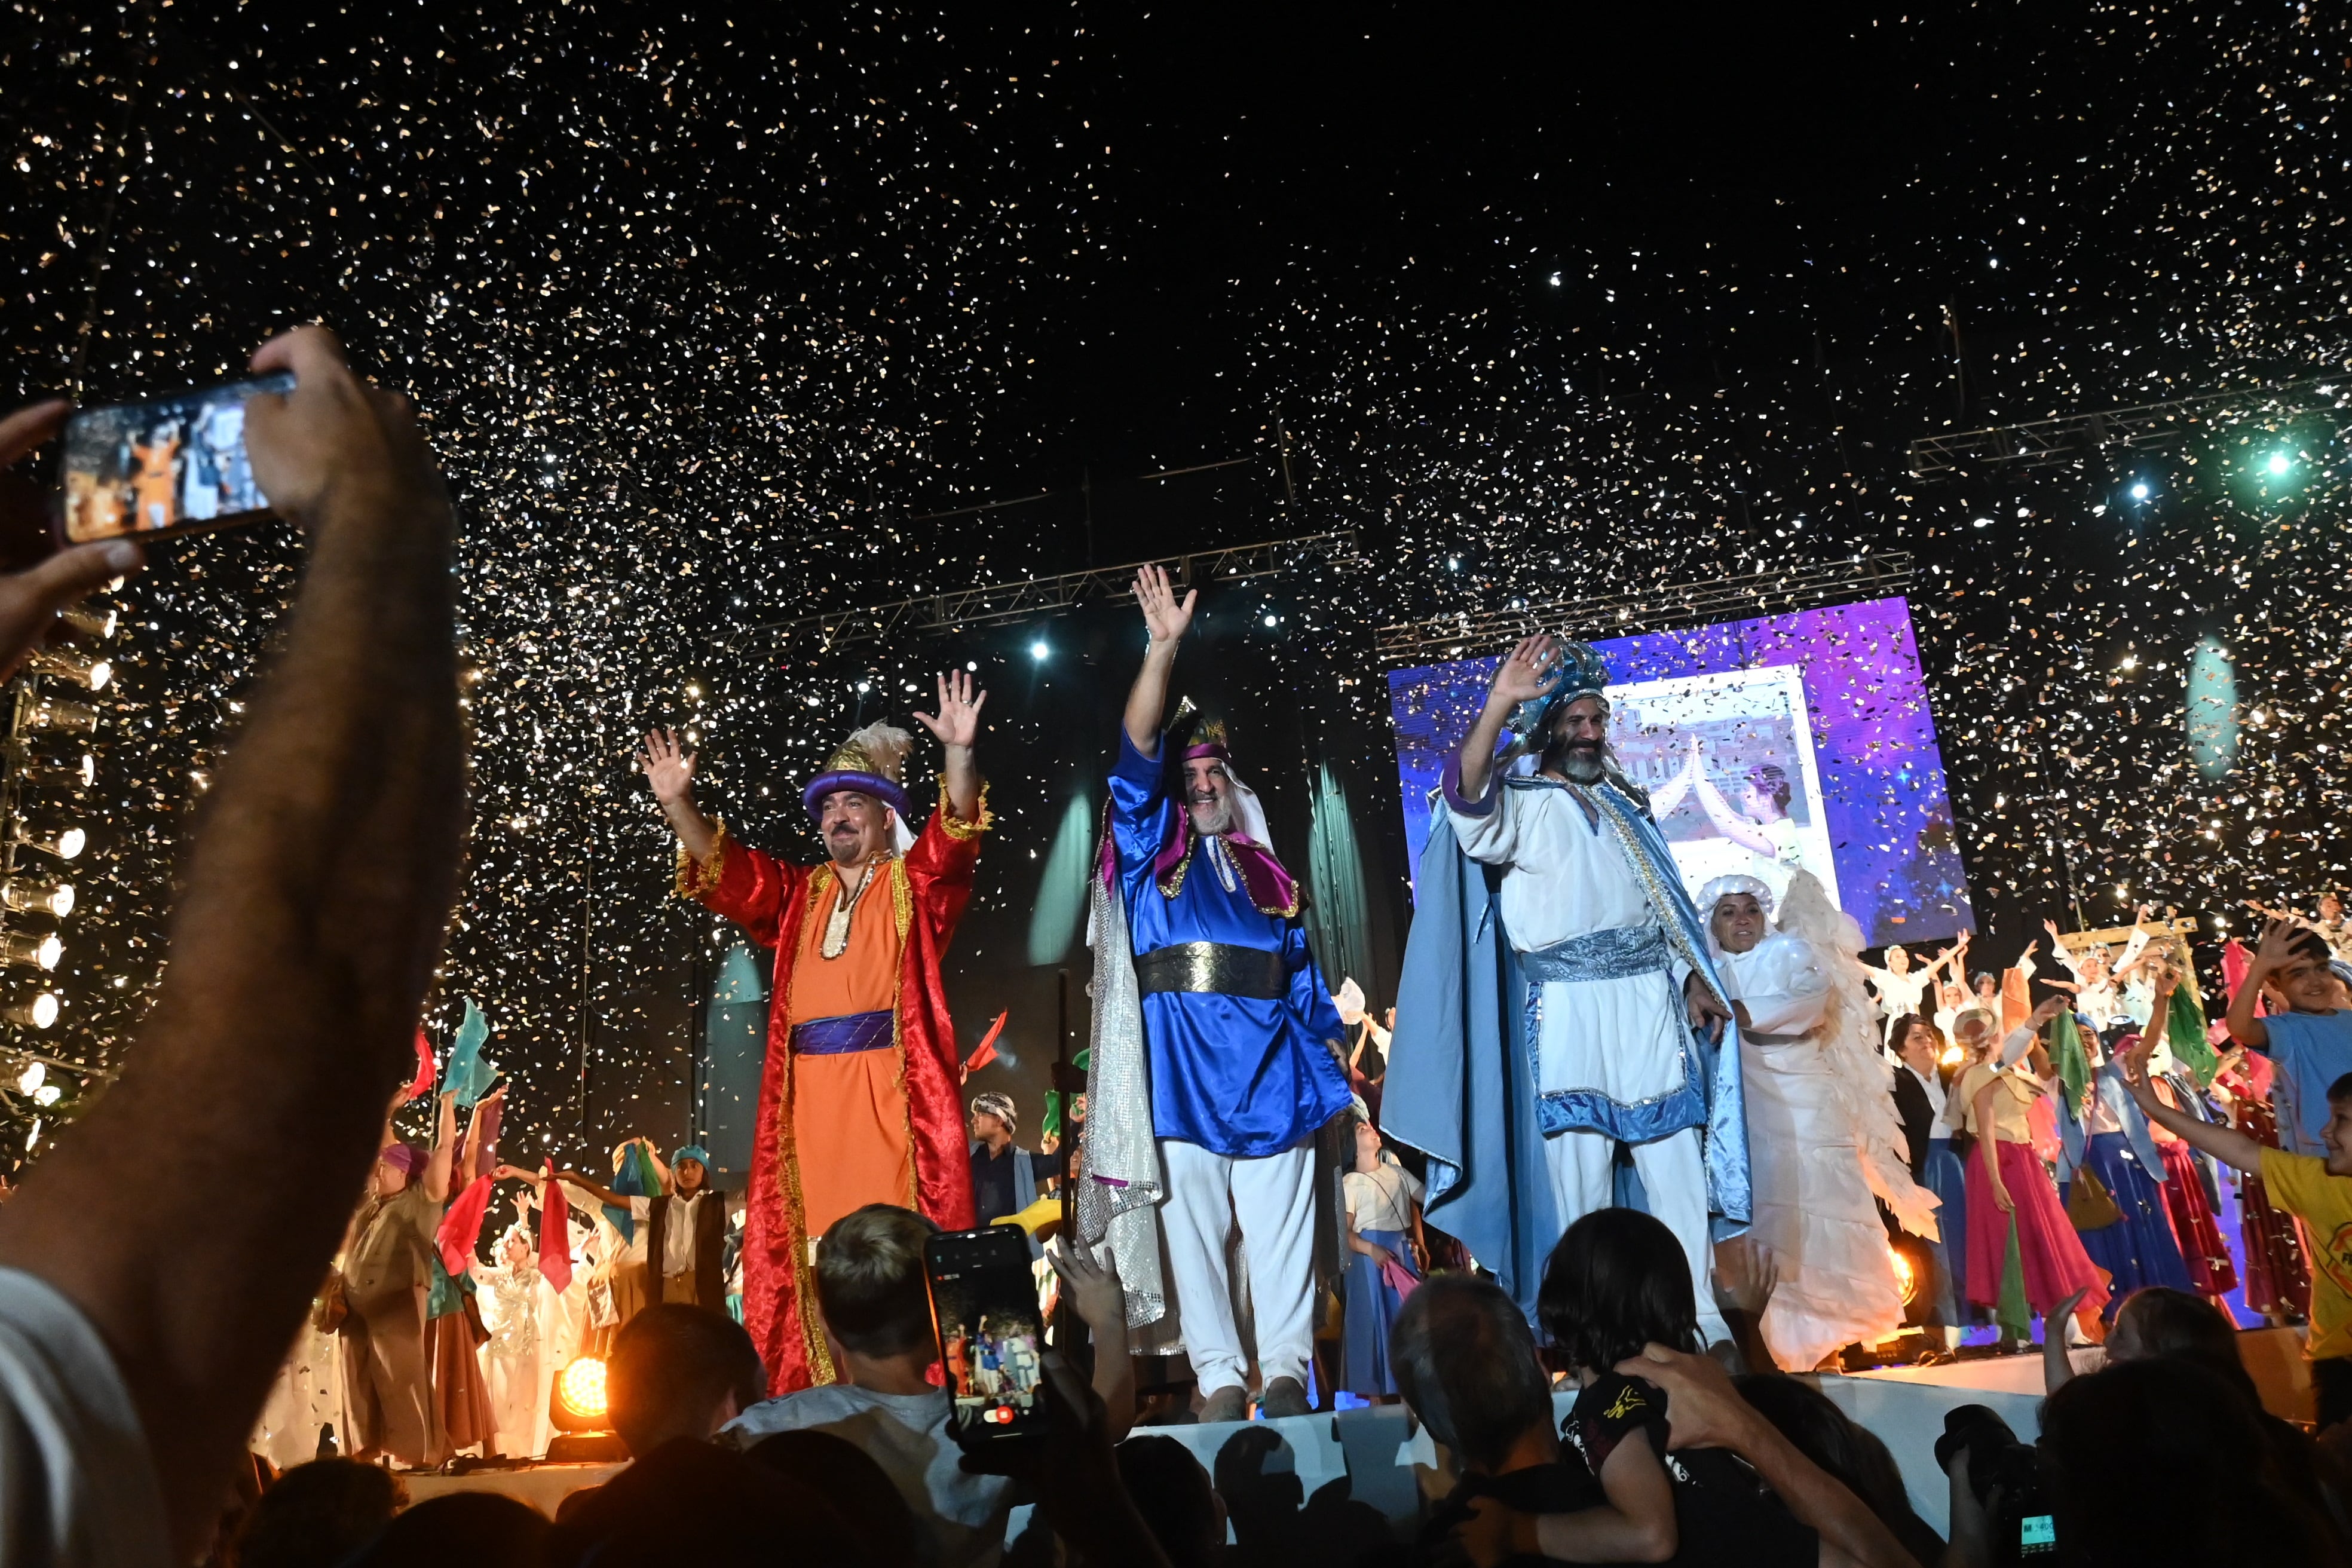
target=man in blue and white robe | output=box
[1388,636,1748,1339]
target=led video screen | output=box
[1386,595,1973,947]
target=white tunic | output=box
[1720,933,1907,1371]
[1450,779,1694,1120]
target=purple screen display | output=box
[1386,595,1974,947]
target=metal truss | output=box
[1907,379,2346,477]
[733,529,1364,655]
[1374,554,1914,667]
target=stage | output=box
[400,1329,2313,1543]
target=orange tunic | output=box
[130,437,180,532]
[786,869,915,1239]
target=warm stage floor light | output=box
[553,1355,610,1429]
[1889,1245,1919,1306]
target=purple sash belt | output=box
[790,1009,894,1055]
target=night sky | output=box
[0,2,2344,1163]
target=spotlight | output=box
[545,1355,626,1461]
[13,752,96,791]
[1029,641,1048,660]
[57,605,117,640]
[1547,271,1562,286]
[1889,1245,1919,1305]
[0,933,62,972]
[0,878,72,918]
[13,1064,38,1096]
[10,823,84,862]
[1,992,59,1030]
[2267,451,2293,476]
[24,647,109,692]
[1262,615,1278,627]
[17,693,98,735]
[2130,482,2150,500]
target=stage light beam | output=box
[1030,641,1048,660]
[2130,482,2150,500]
[2267,451,2292,476]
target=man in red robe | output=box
[638,671,990,1392]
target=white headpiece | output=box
[1698,873,1775,920]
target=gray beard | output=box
[1189,800,1236,837]
[1554,746,1606,785]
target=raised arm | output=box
[1692,770,1778,857]
[422,1092,458,1206]
[638,727,717,863]
[1123,563,1194,758]
[1646,733,1701,822]
[2121,1022,2265,1177]
[1457,634,1558,803]
[641,1138,672,1195]
[914,668,988,825]
[495,1162,629,1212]
[2226,918,2301,1048]
[0,327,465,1556]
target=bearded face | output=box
[1184,757,1236,836]
[1541,694,1610,783]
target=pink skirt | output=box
[1965,1138,2108,1315]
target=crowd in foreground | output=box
[1,331,2350,1568]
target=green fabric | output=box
[439,997,499,1108]
[2167,968,2217,1088]
[427,1248,475,1320]
[2052,1008,2090,1116]
[1303,761,1371,998]
[1997,1215,2032,1339]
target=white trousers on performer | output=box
[1542,1123,1729,1346]
[1158,1138,1316,1396]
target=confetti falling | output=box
[0,5,2347,1166]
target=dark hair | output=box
[1748,763,1791,813]
[1733,1375,1944,1566]
[2330,1072,2352,1105]
[1389,1273,1556,1474]
[2267,927,2338,973]
[1538,1208,1700,1374]
[608,1304,768,1456]
[546,1437,871,1568]
[813,1202,939,1357]
[346,1493,548,1568]
[233,1459,408,1568]
[1970,970,1999,996]
[2041,1359,2348,1568]
[746,1431,921,1568]
[2110,1287,2259,1402]
[1117,1435,1225,1568]
[1892,1013,1947,1058]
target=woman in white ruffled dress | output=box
[1705,871,1941,1370]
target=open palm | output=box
[638,727,696,804]
[1489,633,1560,706]
[914,669,988,749]
[1134,562,1195,644]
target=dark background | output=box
[0,1,2344,1165]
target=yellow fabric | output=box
[2259,1148,2352,1361]
[674,819,729,899]
[1957,1062,2039,1143]
[935,779,996,841]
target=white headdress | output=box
[1698,872,1775,920]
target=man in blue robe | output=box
[1102,564,1351,1422]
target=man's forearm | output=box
[1123,641,1177,756]
[1456,697,1513,800]
[0,465,463,1549]
[942,743,981,823]
[1719,1411,1919,1568]
[662,792,718,862]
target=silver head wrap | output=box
[969,1091,1018,1135]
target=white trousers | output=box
[1543,1123,1729,1346]
[1158,1138,1316,1395]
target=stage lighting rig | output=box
[0,878,72,918]
[8,749,95,792]
[0,933,62,972]
[0,990,59,1030]
[15,690,98,736]
[8,822,83,863]
[22,646,109,692]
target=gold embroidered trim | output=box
[775,878,837,1386]
[935,779,995,841]
[1157,829,1195,900]
[675,819,730,899]
[1564,780,1729,1010]
[890,856,913,945]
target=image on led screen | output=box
[1387,595,1972,947]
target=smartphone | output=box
[57,371,295,544]
[2017,1513,2057,1557]
[925,1226,1051,1443]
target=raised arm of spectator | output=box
[0,326,463,1556]
[1050,1238,1138,1441]
[1609,1345,1920,1568]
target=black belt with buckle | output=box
[1134,941,1290,1001]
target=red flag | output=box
[400,1030,434,1104]
[961,1011,1009,1077]
[539,1161,572,1294]
[436,1173,493,1278]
